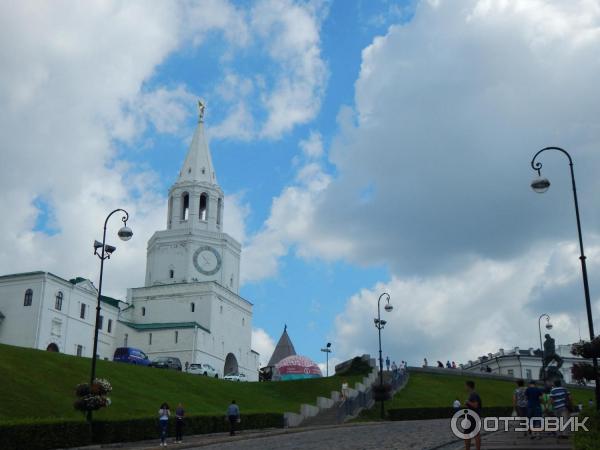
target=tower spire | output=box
[178,99,216,184]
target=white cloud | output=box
[236,0,600,363]
[331,242,600,366]
[251,327,276,366]
[209,0,328,140]
[299,131,323,159]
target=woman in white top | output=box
[158,402,171,447]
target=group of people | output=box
[439,360,458,369]
[156,400,241,447]
[422,358,458,369]
[512,378,574,439]
[385,356,407,374]
[451,377,581,450]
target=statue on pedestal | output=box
[539,333,564,382]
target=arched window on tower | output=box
[191,302,195,313]
[217,197,222,226]
[181,192,189,220]
[199,193,208,221]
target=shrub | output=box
[572,363,598,383]
[0,413,284,450]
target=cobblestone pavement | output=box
[192,420,460,450]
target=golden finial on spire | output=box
[198,99,206,123]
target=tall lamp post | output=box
[321,342,332,377]
[530,146,600,410]
[538,313,553,379]
[374,292,392,419]
[89,209,133,422]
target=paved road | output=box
[194,420,460,450]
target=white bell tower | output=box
[144,101,241,293]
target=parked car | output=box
[188,363,218,378]
[223,372,248,382]
[150,356,182,371]
[113,347,151,366]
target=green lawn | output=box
[0,344,358,424]
[389,372,594,408]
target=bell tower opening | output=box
[181,192,189,220]
[199,193,208,221]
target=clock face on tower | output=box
[193,245,222,275]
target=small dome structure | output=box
[273,355,322,381]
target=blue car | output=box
[113,347,151,366]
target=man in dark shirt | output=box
[464,380,481,450]
[525,380,543,436]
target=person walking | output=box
[423,358,428,367]
[391,361,398,378]
[525,380,543,438]
[158,402,170,447]
[341,380,349,400]
[464,381,482,450]
[512,379,528,418]
[175,402,185,443]
[385,356,391,371]
[550,379,572,439]
[227,400,240,436]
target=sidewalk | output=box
[69,422,381,450]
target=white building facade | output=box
[461,345,594,385]
[0,271,120,360]
[0,103,259,380]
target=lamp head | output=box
[531,177,550,194]
[380,319,387,327]
[326,342,331,348]
[384,304,393,312]
[104,244,117,255]
[93,240,103,250]
[118,225,133,241]
[545,322,553,330]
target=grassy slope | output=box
[0,344,358,423]
[389,372,593,408]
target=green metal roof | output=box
[100,295,123,308]
[118,320,210,333]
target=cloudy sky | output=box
[2,0,600,370]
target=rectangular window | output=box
[175,331,178,343]
[76,345,83,357]
[124,333,128,347]
[107,319,113,333]
[98,315,104,330]
[149,333,152,345]
[508,369,514,377]
[526,369,532,379]
[80,303,86,319]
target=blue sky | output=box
[4,0,600,370]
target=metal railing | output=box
[334,369,409,423]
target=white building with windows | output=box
[0,271,121,359]
[461,345,594,385]
[0,103,259,380]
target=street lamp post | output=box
[88,209,133,422]
[530,146,600,410]
[374,292,392,419]
[320,342,332,377]
[537,313,553,380]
